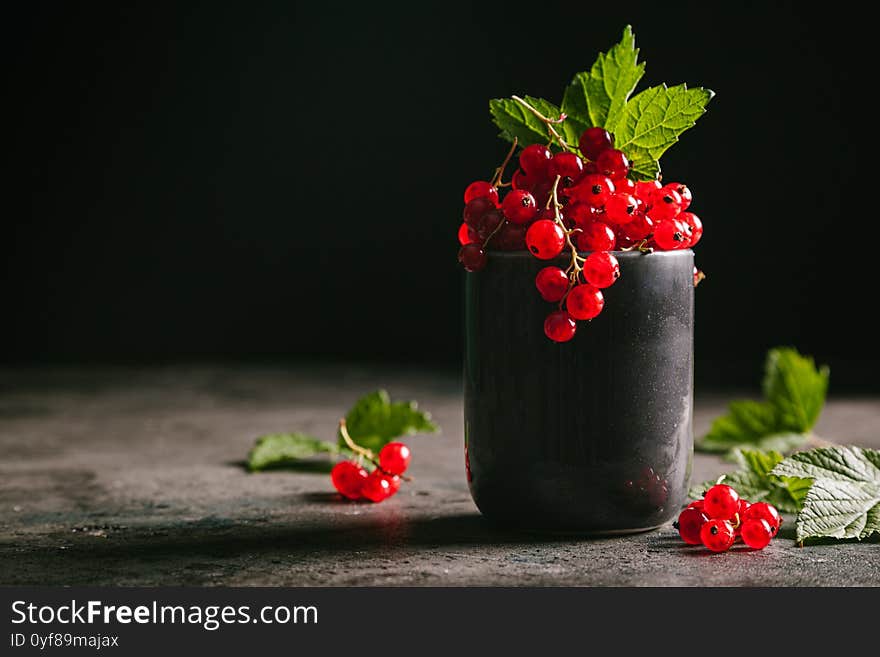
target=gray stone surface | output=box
[1,365,878,586]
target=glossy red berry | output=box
[535,266,570,302]
[634,180,662,201]
[361,470,400,503]
[502,189,539,224]
[743,502,782,536]
[331,461,368,500]
[676,507,709,545]
[687,499,705,511]
[458,243,488,272]
[550,151,584,180]
[378,442,411,475]
[566,284,604,320]
[737,498,752,519]
[567,174,615,208]
[615,177,636,195]
[463,196,495,228]
[703,484,740,520]
[663,182,692,211]
[519,144,553,177]
[648,188,682,221]
[564,202,602,228]
[701,519,736,552]
[475,209,504,241]
[457,222,479,246]
[464,180,499,206]
[618,211,654,242]
[579,127,614,160]
[526,220,565,260]
[604,193,639,225]
[653,218,689,251]
[595,149,630,179]
[577,221,616,252]
[679,212,703,247]
[511,169,532,191]
[544,310,577,342]
[582,251,620,288]
[492,221,528,251]
[741,518,773,549]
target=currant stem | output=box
[338,419,414,482]
[511,96,573,152]
[545,175,582,308]
[491,137,518,187]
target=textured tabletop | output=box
[1,366,878,586]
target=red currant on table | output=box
[703,484,740,520]
[577,221,616,252]
[458,243,488,272]
[582,251,620,288]
[331,461,368,500]
[463,196,495,228]
[544,310,577,342]
[740,518,773,549]
[648,188,682,221]
[535,266,570,302]
[464,180,499,206]
[361,470,400,503]
[502,189,539,224]
[578,127,614,160]
[457,222,479,246]
[519,144,553,177]
[743,502,781,536]
[701,519,735,552]
[378,442,411,475]
[550,151,584,180]
[566,174,615,208]
[526,220,565,259]
[678,212,703,247]
[595,148,630,179]
[566,284,604,320]
[663,182,692,211]
[604,192,639,225]
[652,218,689,251]
[676,506,709,545]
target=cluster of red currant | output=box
[676,484,782,553]
[330,420,411,503]
[457,125,704,342]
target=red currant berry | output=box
[378,442,411,475]
[687,499,705,511]
[464,181,499,206]
[544,310,577,342]
[703,484,740,520]
[740,518,773,550]
[475,209,504,241]
[463,196,495,228]
[566,284,604,320]
[701,519,736,552]
[525,220,565,260]
[678,212,703,247]
[501,189,538,224]
[579,127,614,160]
[458,243,488,272]
[737,498,752,519]
[582,251,620,288]
[535,266,570,302]
[564,202,602,228]
[550,151,584,180]
[511,169,532,191]
[676,507,709,545]
[331,461,368,500]
[648,188,682,221]
[493,221,528,251]
[567,174,615,208]
[577,221,616,252]
[619,210,654,242]
[663,182,692,211]
[615,177,636,195]
[595,149,630,179]
[361,470,399,503]
[634,180,662,200]
[652,218,689,251]
[457,222,479,246]
[743,502,781,536]
[519,144,553,177]
[604,193,639,225]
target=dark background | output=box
[5,1,874,390]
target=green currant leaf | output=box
[247,433,342,472]
[339,389,438,454]
[489,96,567,148]
[762,347,830,433]
[612,84,714,180]
[561,25,645,137]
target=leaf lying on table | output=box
[339,389,438,453]
[771,446,880,542]
[696,347,829,458]
[689,448,810,513]
[247,433,343,471]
